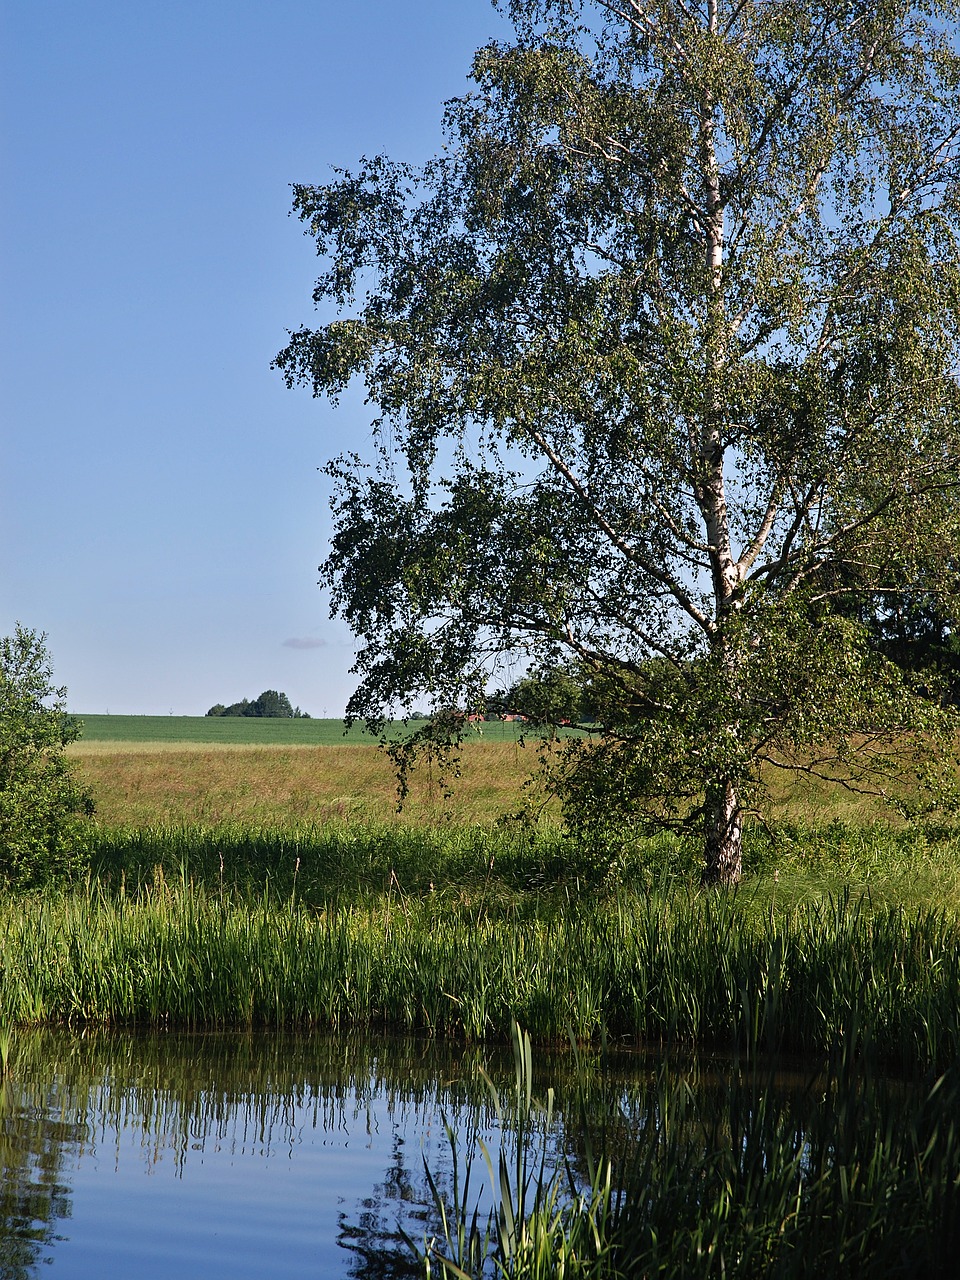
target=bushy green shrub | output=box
[0,625,94,886]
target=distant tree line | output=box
[484,601,960,727]
[205,690,310,718]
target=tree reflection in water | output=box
[0,1069,79,1278]
[0,1029,516,1279]
[337,1131,426,1280]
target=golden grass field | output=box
[69,736,897,830]
[70,740,545,828]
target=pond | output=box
[1,1028,956,1278]
[0,1028,608,1279]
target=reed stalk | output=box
[0,871,958,1074]
[412,1025,960,1279]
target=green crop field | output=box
[72,714,377,746]
[70,713,528,748]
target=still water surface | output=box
[0,1029,594,1280]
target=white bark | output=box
[704,778,743,884]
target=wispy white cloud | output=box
[282,636,328,650]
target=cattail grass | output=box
[1,871,959,1073]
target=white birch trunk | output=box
[699,0,744,884]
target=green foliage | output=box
[0,625,93,886]
[277,0,960,881]
[419,1026,960,1280]
[492,665,588,727]
[858,591,960,705]
[205,690,309,718]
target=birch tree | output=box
[276,0,960,882]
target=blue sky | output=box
[1,0,512,716]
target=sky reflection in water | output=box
[0,1029,525,1280]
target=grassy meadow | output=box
[70,740,538,827]
[8,715,960,1275]
[31,722,960,1055]
[70,714,899,830]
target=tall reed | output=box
[1,877,959,1073]
[414,1025,960,1279]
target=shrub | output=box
[0,625,94,886]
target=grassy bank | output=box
[6,795,960,1276]
[0,822,954,1075]
[85,815,960,912]
[5,838,960,1276]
